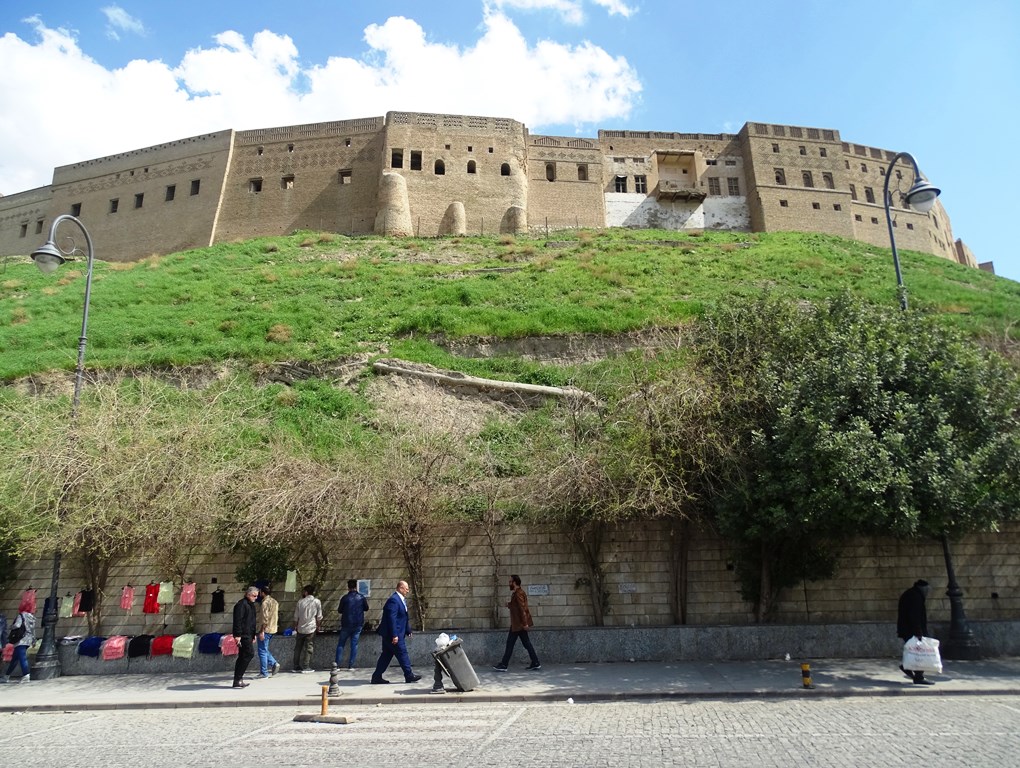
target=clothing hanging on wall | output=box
[72,591,86,617]
[180,582,197,607]
[210,588,225,614]
[59,595,73,618]
[78,588,95,613]
[121,585,135,612]
[157,581,174,604]
[285,570,298,593]
[142,583,160,614]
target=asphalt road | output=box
[2,696,1018,767]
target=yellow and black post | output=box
[800,662,814,689]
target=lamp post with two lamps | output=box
[27,214,96,681]
[882,152,980,660]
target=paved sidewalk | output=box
[1,658,1018,712]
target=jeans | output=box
[5,645,29,677]
[257,632,278,676]
[335,626,363,668]
[499,630,540,667]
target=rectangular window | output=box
[819,147,828,158]
[864,187,875,204]
[634,175,647,194]
[577,164,588,181]
[71,202,82,217]
[190,179,201,195]
[833,204,842,211]
[774,168,787,185]
[339,169,352,184]
[410,151,422,171]
[871,217,879,224]
[849,184,857,200]
[779,200,788,207]
[35,219,43,234]
[855,214,863,222]
[614,175,627,193]
[727,177,740,196]
[802,171,814,188]
[165,185,176,202]
[822,172,834,189]
[772,143,780,153]
[706,159,717,166]
[391,149,403,169]
[134,193,144,208]
[812,202,821,210]
[19,223,27,237]
[799,145,807,155]
[282,175,295,189]
[109,198,119,214]
[724,159,737,166]
[248,179,262,194]
[708,177,721,195]
[860,163,867,172]
[906,223,914,230]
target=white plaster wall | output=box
[605,194,750,231]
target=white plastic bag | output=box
[902,636,942,674]
[434,632,451,650]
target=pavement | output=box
[1,657,1018,712]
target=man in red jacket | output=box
[493,575,541,671]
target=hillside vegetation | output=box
[2,228,1019,626]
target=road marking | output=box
[0,715,101,743]
[472,705,528,753]
[214,716,294,747]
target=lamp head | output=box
[905,178,940,213]
[31,241,66,274]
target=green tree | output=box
[696,294,1020,621]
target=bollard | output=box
[800,662,814,689]
[321,686,329,716]
[328,665,341,697]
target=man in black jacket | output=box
[232,586,259,688]
[897,579,934,685]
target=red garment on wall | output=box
[121,585,135,612]
[180,582,196,607]
[142,584,160,614]
[72,592,86,617]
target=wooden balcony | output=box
[654,179,706,202]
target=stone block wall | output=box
[4,520,1017,641]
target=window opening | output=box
[820,148,828,157]
[165,185,176,202]
[287,144,295,153]
[577,164,587,181]
[190,179,201,195]
[339,169,352,184]
[134,193,144,208]
[779,200,788,207]
[727,177,740,196]
[799,146,807,155]
[19,223,27,237]
[35,219,43,234]
[501,163,511,176]
[614,175,627,193]
[774,168,786,185]
[635,175,648,194]
[822,172,834,189]
[71,202,82,217]
[248,179,262,194]
[434,159,446,175]
[467,160,476,174]
[812,202,821,210]
[802,171,814,188]
[282,175,295,189]
[864,187,875,204]
[708,178,721,195]
[546,163,556,182]
[391,149,404,168]
[410,151,422,171]
[109,199,119,214]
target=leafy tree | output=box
[695,293,1020,621]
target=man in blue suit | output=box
[371,580,421,684]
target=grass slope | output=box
[1,228,1017,382]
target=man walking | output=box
[231,586,259,688]
[493,574,541,671]
[292,584,323,673]
[336,579,369,670]
[256,585,281,678]
[898,579,935,685]
[371,580,421,684]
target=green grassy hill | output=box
[1,228,1018,383]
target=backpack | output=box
[8,614,26,645]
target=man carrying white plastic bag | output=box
[897,579,939,685]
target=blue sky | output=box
[1,1,1018,281]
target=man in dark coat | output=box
[897,579,934,685]
[493,574,541,671]
[370,580,420,684]
[232,586,259,688]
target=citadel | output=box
[0,111,979,267]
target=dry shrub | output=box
[1,279,22,289]
[521,244,537,257]
[274,388,299,407]
[218,320,238,333]
[719,243,739,253]
[261,271,280,283]
[688,230,704,237]
[499,234,515,245]
[266,323,293,343]
[107,261,136,271]
[317,233,335,244]
[42,287,58,296]
[10,307,28,324]
[299,238,315,248]
[263,243,280,253]
[578,231,594,244]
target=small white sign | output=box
[527,584,550,596]
[618,583,638,594]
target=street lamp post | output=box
[28,214,96,681]
[882,154,980,660]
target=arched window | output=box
[467,160,477,174]
[434,159,445,175]
[500,163,511,176]
[545,163,556,182]
[577,164,588,181]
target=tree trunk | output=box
[668,518,691,624]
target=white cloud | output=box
[0,12,640,194]
[101,5,146,41]
[591,0,637,17]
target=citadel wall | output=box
[0,112,975,270]
[3,520,1016,638]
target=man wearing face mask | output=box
[897,579,934,685]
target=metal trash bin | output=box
[433,639,480,692]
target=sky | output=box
[1,1,1018,279]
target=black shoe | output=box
[371,677,390,684]
[527,663,542,670]
[232,681,249,688]
[405,674,422,683]
[493,664,508,671]
[913,678,935,685]
[898,664,913,680]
